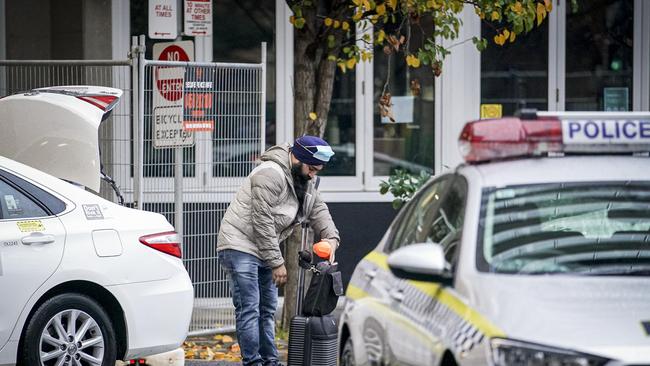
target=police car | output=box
[339,111,650,366]
[0,87,193,365]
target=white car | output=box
[339,112,650,366]
[0,87,193,365]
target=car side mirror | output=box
[387,243,453,286]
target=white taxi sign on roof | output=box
[561,119,650,144]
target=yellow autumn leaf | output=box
[342,21,350,30]
[361,52,370,62]
[324,17,333,27]
[346,58,357,69]
[493,34,506,46]
[352,0,362,6]
[309,112,317,120]
[511,1,523,14]
[362,0,371,10]
[338,62,347,73]
[377,29,386,43]
[544,0,552,12]
[406,54,421,68]
[333,20,340,28]
[502,29,510,40]
[536,3,546,26]
[426,0,435,9]
[289,15,295,25]
[388,0,397,10]
[222,335,234,343]
[376,3,386,15]
[353,10,363,21]
[509,30,516,42]
[491,11,500,21]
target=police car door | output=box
[381,175,455,366]
[0,169,66,349]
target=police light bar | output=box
[459,111,650,163]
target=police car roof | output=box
[465,155,650,188]
[459,111,650,164]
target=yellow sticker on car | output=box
[17,220,45,232]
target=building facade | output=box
[1,0,649,282]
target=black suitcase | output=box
[288,314,338,366]
[287,216,339,366]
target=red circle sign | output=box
[156,45,189,102]
[158,45,190,62]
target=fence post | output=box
[174,147,184,239]
[132,35,146,210]
[260,42,267,156]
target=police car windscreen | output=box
[478,182,650,275]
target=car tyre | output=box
[21,293,117,366]
[340,337,356,366]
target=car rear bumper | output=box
[108,269,194,359]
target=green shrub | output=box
[379,169,431,209]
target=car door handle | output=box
[389,289,404,303]
[21,233,55,245]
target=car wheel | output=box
[340,337,356,366]
[21,293,117,366]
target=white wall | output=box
[435,7,481,172]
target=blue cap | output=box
[291,135,335,165]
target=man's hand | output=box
[272,264,287,287]
[324,239,337,263]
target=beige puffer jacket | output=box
[216,143,340,268]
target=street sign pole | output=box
[175,0,184,242]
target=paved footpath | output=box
[183,335,288,365]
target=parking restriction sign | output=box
[152,41,196,148]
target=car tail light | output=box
[76,95,119,112]
[139,231,182,258]
[459,111,650,163]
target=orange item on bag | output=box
[313,241,332,259]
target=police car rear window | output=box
[477,182,650,276]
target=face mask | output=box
[296,142,335,163]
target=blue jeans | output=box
[218,249,279,366]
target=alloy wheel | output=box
[39,309,105,366]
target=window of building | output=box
[372,20,435,177]
[320,70,356,177]
[213,0,276,148]
[481,21,549,115]
[565,0,633,111]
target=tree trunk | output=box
[281,29,339,331]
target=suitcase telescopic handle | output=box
[296,221,310,316]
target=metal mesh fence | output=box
[141,59,265,335]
